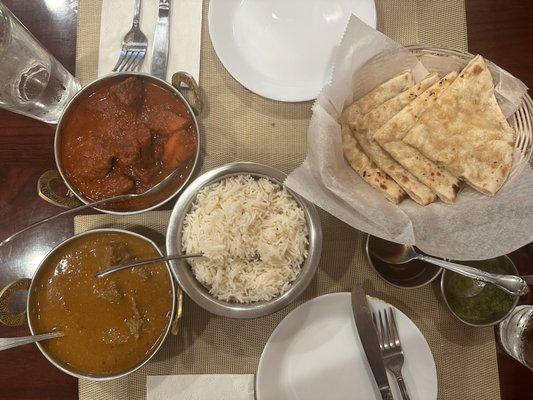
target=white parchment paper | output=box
[286,16,533,260]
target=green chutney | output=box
[443,257,517,325]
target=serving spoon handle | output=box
[416,254,529,296]
[96,253,204,278]
[0,331,64,352]
[0,194,137,248]
[0,156,190,249]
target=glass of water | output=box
[499,305,533,370]
[0,2,80,124]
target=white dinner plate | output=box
[256,293,438,400]
[208,0,377,102]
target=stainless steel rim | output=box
[26,228,176,381]
[53,71,201,215]
[439,255,520,328]
[166,162,323,319]
[365,235,442,289]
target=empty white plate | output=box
[256,293,438,400]
[208,0,377,102]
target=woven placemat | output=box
[76,1,499,399]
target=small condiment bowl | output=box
[440,255,520,327]
[166,162,323,319]
[0,228,177,380]
[365,235,442,289]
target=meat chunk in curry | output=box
[60,76,197,205]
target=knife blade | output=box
[150,0,171,80]
[351,286,394,400]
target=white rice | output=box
[181,175,309,303]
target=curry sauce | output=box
[29,232,173,376]
[59,76,197,210]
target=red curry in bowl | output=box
[58,75,197,211]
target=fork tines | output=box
[113,49,147,72]
[373,307,401,351]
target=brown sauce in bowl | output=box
[59,76,197,211]
[29,232,173,377]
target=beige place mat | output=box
[76,1,497,399]
[75,211,500,400]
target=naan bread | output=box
[341,124,406,204]
[403,56,515,195]
[373,72,459,143]
[342,71,414,124]
[349,74,441,206]
[354,73,440,132]
[340,71,414,203]
[352,132,436,205]
[373,72,461,203]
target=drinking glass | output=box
[0,2,80,123]
[498,305,533,370]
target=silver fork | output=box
[373,308,411,400]
[112,0,148,72]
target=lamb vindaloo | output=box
[60,76,197,202]
[29,232,173,376]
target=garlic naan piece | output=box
[341,124,406,204]
[350,74,441,206]
[403,56,515,195]
[340,71,414,203]
[342,71,414,124]
[373,72,461,204]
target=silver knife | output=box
[351,286,394,400]
[150,0,171,80]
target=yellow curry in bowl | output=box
[28,231,173,377]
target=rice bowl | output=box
[166,162,322,319]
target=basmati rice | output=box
[181,175,309,303]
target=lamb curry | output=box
[59,76,197,211]
[29,231,173,376]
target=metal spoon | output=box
[0,165,185,248]
[371,243,529,296]
[0,331,63,352]
[96,253,203,278]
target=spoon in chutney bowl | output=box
[370,237,529,297]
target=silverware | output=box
[96,252,204,278]
[0,163,185,248]
[371,243,528,296]
[150,0,171,80]
[0,331,63,352]
[113,0,148,72]
[351,286,394,400]
[374,308,410,400]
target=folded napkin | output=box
[98,0,203,82]
[147,375,255,400]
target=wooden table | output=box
[0,1,531,399]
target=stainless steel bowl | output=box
[24,228,176,380]
[440,255,520,327]
[43,71,201,215]
[366,235,442,289]
[166,162,323,319]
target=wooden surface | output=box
[0,0,531,399]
